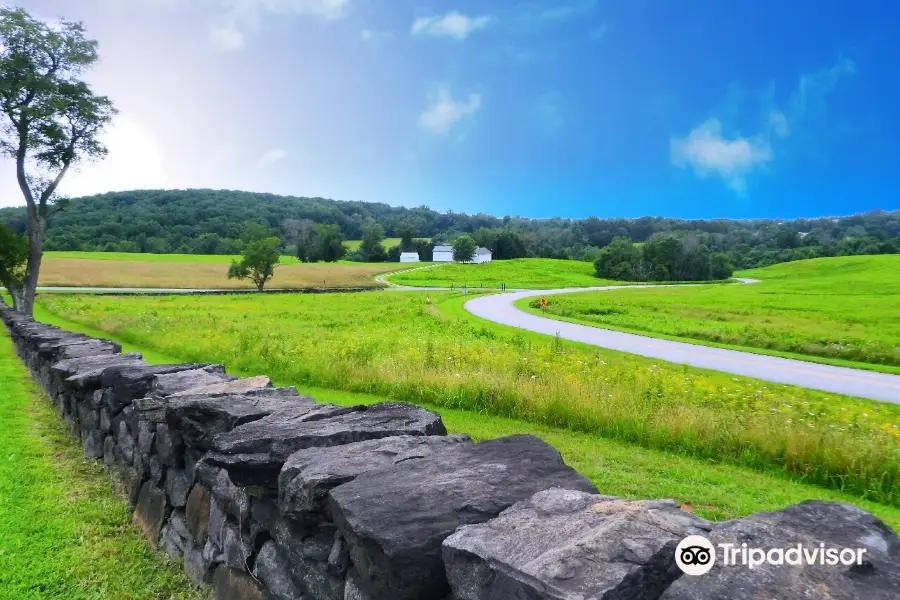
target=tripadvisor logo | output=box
[675,535,716,576]
[675,535,869,575]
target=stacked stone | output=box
[3,304,899,600]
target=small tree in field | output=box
[0,8,116,314]
[0,225,28,303]
[452,235,477,263]
[228,237,281,291]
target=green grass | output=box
[28,299,900,529]
[343,238,403,252]
[519,255,900,371]
[0,331,204,600]
[386,258,615,288]
[34,290,900,507]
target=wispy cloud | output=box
[512,0,597,32]
[671,58,855,192]
[361,29,394,43]
[412,12,491,40]
[204,0,350,51]
[671,119,772,192]
[419,88,482,135]
[257,148,287,169]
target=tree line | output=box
[594,236,734,282]
[2,189,896,269]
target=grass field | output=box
[27,301,900,529]
[386,258,611,288]
[520,256,900,371]
[39,252,400,289]
[34,290,900,507]
[343,238,403,251]
[0,332,203,600]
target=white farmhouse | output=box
[432,245,454,262]
[399,252,420,263]
[472,247,493,263]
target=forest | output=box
[0,188,897,269]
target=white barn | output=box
[432,245,454,262]
[399,252,420,263]
[472,247,493,263]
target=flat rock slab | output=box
[279,434,472,522]
[328,434,597,600]
[662,500,900,600]
[54,354,147,391]
[100,363,215,414]
[213,566,268,600]
[205,402,447,488]
[444,489,713,600]
[169,375,273,398]
[149,365,234,398]
[167,389,316,451]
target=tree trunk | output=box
[9,286,25,312]
[21,214,46,316]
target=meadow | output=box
[387,258,610,288]
[39,252,399,289]
[0,332,203,599]
[35,289,900,507]
[520,255,900,371]
[343,237,403,251]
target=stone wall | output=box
[2,304,898,600]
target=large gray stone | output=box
[166,468,193,508]
[169,375,273,398]
[254,540,306,600]
[662,500,900,600]
[279,434,472,522]
[154,422,184,466]
[328,434,597,600]
[159,510,191,558]
[196,463,251,522]
[272,519,344,600]
[54,353,146,392]
[149,365,234,398]
[213,566,267,600]
[444,489,713,600]
[205,402,447,488]
[100,363,215,415]
[185,484,212,545]
[166,388,315,451]
[133,482,169,546]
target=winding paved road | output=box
[23,272,900,403]
[463,282,900,404]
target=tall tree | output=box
[310,224,345,262]
[0,224,28,308]
[0,8,115,314]
[359,221,388,262]
[395,220,416,252]
[452,235,477,263]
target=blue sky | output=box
[2,0,898,219]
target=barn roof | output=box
[475,247,492,255]
[433,245,452,252]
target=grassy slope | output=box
[386,258,613,288]
[518,255,900,373]
[39,252,402,289]
[33,291,900,506]
[30,300,900,529]
[0,331,203,600]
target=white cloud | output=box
[58,116,167,197]
[205,0,350,50]
[361,29,394,43]
[768,111,789,138]
[790,58,855,115]
[257,148,287,169]
[670,119,772,193]
[209,22,245,51]
[419,88,482,134]
[412,12,491,40]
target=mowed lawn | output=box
[387,258,611,288]
[343,238,403,251]
[36,290,900,507]
[0,331,203,599]
[519,255,900,371]
[40,251,400,289]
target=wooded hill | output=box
[0,189,897,269]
